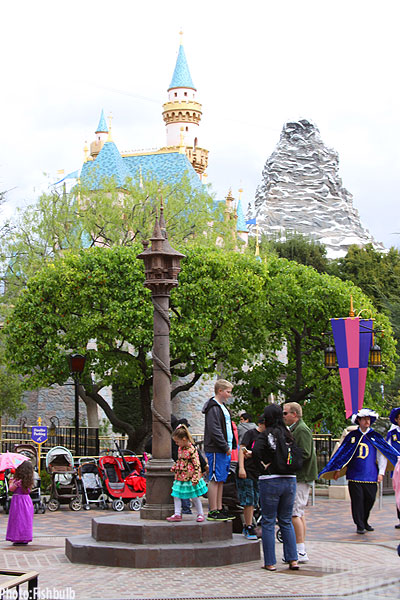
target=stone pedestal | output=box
[140,458,174,520]
[66,515,260,569]
[328,484,350,500]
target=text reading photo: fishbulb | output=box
[0,588,75,600]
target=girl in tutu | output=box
[166,424,208,522]
[6,460,34,545]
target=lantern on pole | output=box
[137,203,185,519]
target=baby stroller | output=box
[14,443,46,514]
[45,446,82,511]
[98,450,146,512]
[78,458,108,510]
[0,470,10,514]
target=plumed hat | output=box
[351,408,378,425]
[389,407,400,425]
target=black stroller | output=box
[78,458,108,510]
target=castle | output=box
[79,38,249,246]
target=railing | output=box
[0,426,99,458]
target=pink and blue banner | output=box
[330,317,373,418]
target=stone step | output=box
[91,514,233,544]
[65,533,260,568]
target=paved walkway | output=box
[0,495,399,600]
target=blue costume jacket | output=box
[319,428,400,481]
[386,426,400,453]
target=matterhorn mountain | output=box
[248,119,385,258]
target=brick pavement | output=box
[0,495,399,600]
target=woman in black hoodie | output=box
[252,404,299,571]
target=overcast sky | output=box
[1,0,399,249]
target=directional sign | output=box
[31,426,48,444]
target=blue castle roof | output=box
[80,140,204,192]
[168,45,196,91]
[236,197,248,232]
[96,109,108,133]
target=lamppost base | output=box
[140,458,175,520]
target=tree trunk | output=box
[80,390,100,428]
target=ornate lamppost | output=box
[67,353,87,457]
[137,206,185,519]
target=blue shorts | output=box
[206,452,231,482]
[236,477,259,507]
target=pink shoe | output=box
[166,514,182,522]
[196,514,205,522]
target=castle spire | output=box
[162,36,208,176]
[96,109,108,134]
[90,109,109,159]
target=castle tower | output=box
[90,109,109,159]
[162,35,208,177]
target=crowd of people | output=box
[6,378,400,570]
[166,379,400,572]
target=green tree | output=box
[333,244,400,408]
[4,245,269,450]
[0,343,25,418]
[0,175,232,305]
[231,255,397,435]
[264,232,330,273]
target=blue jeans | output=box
[259,477,298,566]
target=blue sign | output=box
[31,426,48,444]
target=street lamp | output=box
[137,203,185,519]
[68,353,86,457]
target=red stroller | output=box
[98,451,146,512]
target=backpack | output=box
[270,433,304,475]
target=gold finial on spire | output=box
[83,141,89,163]
[349,295,355,317]
[179,29,183,44]
[238,187,243,201]
[107,113,113,141]
[139,165,143,189]
[255,224,260,257]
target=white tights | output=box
[174,496,203,516]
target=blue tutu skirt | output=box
[171,478,208,499]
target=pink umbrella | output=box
[0,452,30,472]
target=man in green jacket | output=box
[283,402,318,563]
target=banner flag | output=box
[330,317,373,418]
[245,218,257,225]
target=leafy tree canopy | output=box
[4,245,269,449]
[231,254,397,435]
[0,175,232,307]
[262,232,330,274]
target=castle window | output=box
[174,92,177,97]
[186,127,188,132]
[184,92,187,97]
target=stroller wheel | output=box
[69,498,82,511]
[84,504,90,511]
[47,499,60,512]
[129,498,143,511]
[98,494,108,509]
[34,503,39,514]
[276,527,283,543]
[112,498,125,512]
[39,502,46,514]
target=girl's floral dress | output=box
[171,443,208,499]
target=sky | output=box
[1,0,399,249]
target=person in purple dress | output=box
[6,461,34,545]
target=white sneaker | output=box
[298,552,309,563]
